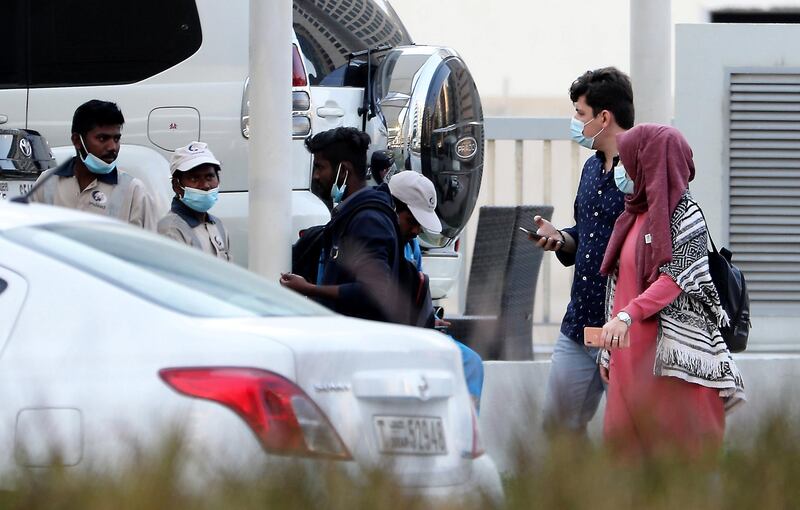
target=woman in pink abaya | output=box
[597,124,745,458]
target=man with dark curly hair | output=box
[532,67,634,435]
[280,127,401,322]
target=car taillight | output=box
[292,45,307,87]
[292,114,311,137]
[240,46,310,139]
[454,238,461,253]
[469,404,484,458]
[292,91,310,111]
[159,367,351,460]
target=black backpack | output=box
[700,209,751,352]
[292,199,435,329]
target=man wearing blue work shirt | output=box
[530,67,633,435]
[158,142,230,260]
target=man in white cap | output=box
[387,170,442,259]
[387,171,485,409]
[157,141,230,260]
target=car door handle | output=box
[317,107,345,118]
[0,115,8,124]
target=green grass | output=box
[1,415,798,510]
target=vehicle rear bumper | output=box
[399,454,504,506]
[422,250,462,300]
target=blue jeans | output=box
[542,332,605,434]
[452,338,484,411]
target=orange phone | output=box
[583,327,604,347]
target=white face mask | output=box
[569,115,606,149]
[614,163,635,194]
[79,135,117,175]
[180,186,219,212]
[330,163,348,204]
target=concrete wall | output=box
[479,355,800,473]
[674,23,800,349]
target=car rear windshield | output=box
[3,222,332,318]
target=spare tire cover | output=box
[374,46,483,247]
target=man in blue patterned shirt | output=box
[531,67,634,435]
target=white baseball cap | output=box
[388,171,442,233]
[170,141,221,174]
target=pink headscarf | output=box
[600,124,696,290]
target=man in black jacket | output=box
[280,127,400,322]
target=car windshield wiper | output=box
[11,170,56,204]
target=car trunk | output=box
[222,316,476,487]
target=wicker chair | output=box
[447,205,553,360]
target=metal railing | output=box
[447,116,594,346]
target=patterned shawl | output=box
[601,192,746,412]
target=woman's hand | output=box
[601,317,630,349]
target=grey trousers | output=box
[542,332,606,434]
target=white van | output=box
[0,0,484,300]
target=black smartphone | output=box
[433,306,449,332]
[519,226,543,241]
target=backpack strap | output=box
[325,198,401,260]
[329,199,398,239]
[695,204,722,256]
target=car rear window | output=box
[28,0,202,87]
[0,1,26,89]
[3,221,331,318]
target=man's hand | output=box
[601,317,630,349]
[280,273,312,295]
[532,215,564,251]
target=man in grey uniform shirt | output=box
[30,99,156,230]
[157,141,230,261]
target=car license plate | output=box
[0,180,35,201]
[373,415,447,455]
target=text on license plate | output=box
[0,181,35,201]
[373,415,447,455]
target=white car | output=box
[0,201,502,502]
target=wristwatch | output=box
[616,311,632,328]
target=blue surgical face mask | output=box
[331,163,348,205]
[614,163,635,194]
[181,186,219,213]
[79,136,117,175]
[569,116,605,150]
